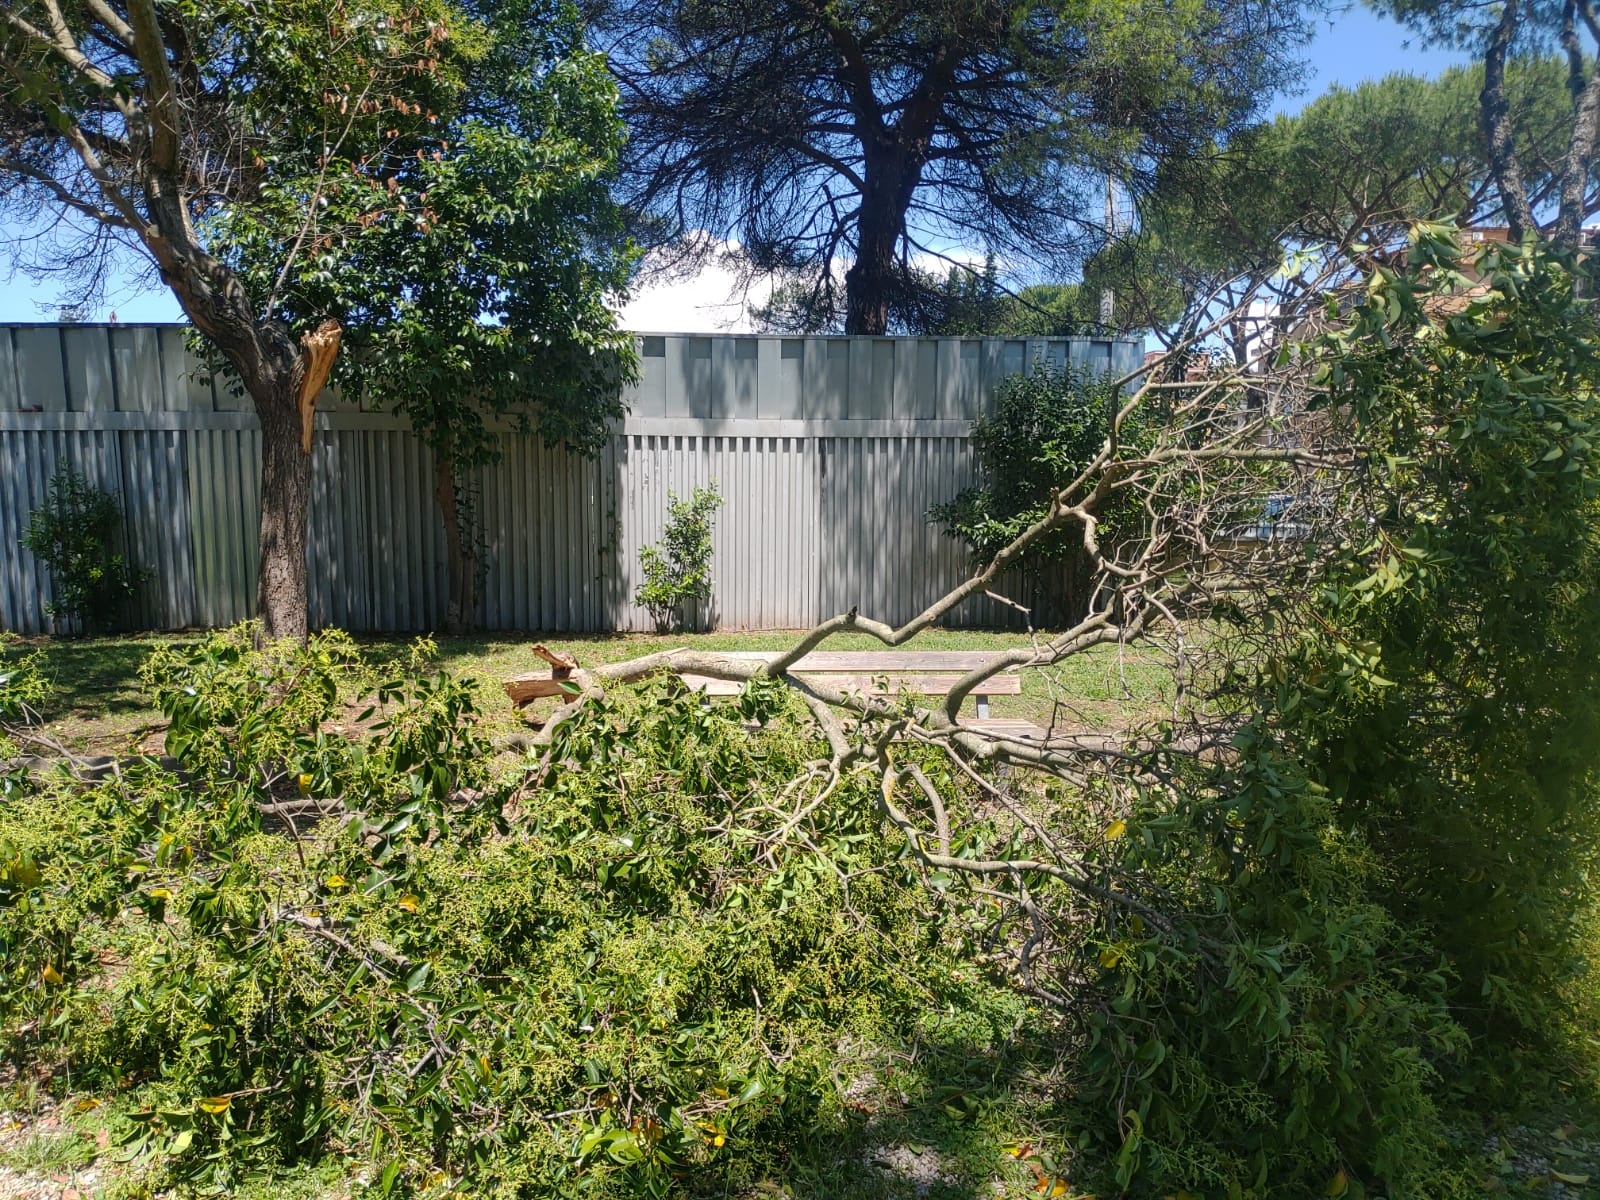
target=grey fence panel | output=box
[1,324,1141,635]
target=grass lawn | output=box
[15,626,1182,754]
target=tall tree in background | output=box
[752,251,1084,335]
[0,0,475,641]
[590,0,1313,334]
[1093,62,1580,349]
[1372,0,1600,247]
[213,0,638,632]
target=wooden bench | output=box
[505,647,1022,720]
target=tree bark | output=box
[434,452,476,634]
[255,383,314,641]
[844,222,897,334]
[1555,67,1600,250]
[844,157,919,334]
[1481,0,1540,241]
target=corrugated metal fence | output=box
[0,325,1141,634]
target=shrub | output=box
[1059,230,1600,1196]
[636,482,723,631]
[1063,725,1471,1199]
[19,468,142,634]
[929,363,1153,624]
[1276,226,1600,1092]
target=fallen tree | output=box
[4,225,1599,1199]
[504,224,1600,1192]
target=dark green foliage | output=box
[926,257,1086,337]
[596,0,1314,332]
[1097,61,1576,347]
[752,259,1084,336]
[19,469,142,635]
[929,364,1147,624]
[637,483,724,632]
[1280,227,1600,1087]
[0,628,1032,1197]
[208,0,638,630]
[1066,728,1470,1198]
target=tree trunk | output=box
[1480,0,1540,241]
[845,226,897,334]
[434,452,476,634]
[254,380,313,641]
[1554,71,1600,250]
[845,155,920,335]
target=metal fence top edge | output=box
[2,320,1140,347]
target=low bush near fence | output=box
[18,468,144,635]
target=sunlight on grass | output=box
[16,625,1182,751]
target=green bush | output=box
[0,627,1040,1197]
[637,482,723,631]
[1053,228,1600,1198]
[929,363,1153,624]
[19,468,143,634]
[1063,725,1471,1199]
[1279,227,1600,1092]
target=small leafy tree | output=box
[930,364,1150,625]
[211,0,639,633]
[637,483,723,632]
[19,469,141,634]
[0,0,479,641]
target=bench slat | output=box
[505,649,1024,708]
[679,672,1022,697]
[706,650,1018,672]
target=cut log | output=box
[529,643,577,671]
[504,673,585,705]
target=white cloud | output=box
[615,237,995,334]
[618,237,776,333]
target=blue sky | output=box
[0,4,1473,326]
[1291,3,1468,104]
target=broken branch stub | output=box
[297,319,342,453]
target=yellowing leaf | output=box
[1034,1177,1069,1198]
[296,773,313,795]
[1324,1168,1349,1197]
[1550,1170,1591,1185]
[146,887,171,900]
[397,893,420,912]
[1104,819,1127,841]
[324,875,347,889]
[199,1096,231,1114]
[41,963,63,985]
[1098,948,1122,969]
